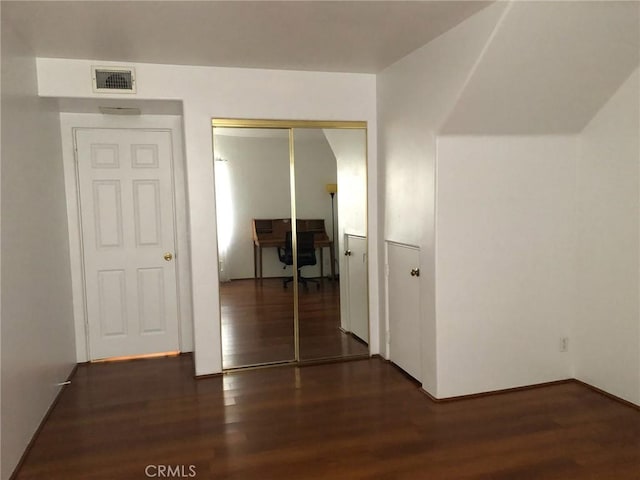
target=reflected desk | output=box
[252,218,335,280]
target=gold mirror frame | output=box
[212,118,369,370]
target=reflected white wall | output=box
[213,157,233,282]
[323,129,368,332]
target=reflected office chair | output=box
[278,231,320,289]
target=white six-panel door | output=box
[387,241,421,381]
[75,128,179,360]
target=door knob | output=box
[164,252,174,261]
[344,250,352,256]
[410,268,420,277]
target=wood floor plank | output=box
[221,278,368,368]
[14,356,640,480]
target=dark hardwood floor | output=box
[221,278,368,368]
[15,355,639,480]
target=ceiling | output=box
[441,0,640,134]
[2,1,491,74]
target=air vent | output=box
[92,66,136,93]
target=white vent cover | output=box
[92,66,136,93]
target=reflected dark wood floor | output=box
[221,278,368,369]
[16,355,640,480]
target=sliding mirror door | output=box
[213,127,295,369]
[213,120,369,370]
[293,128,369,361]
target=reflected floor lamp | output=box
[326,183,337,280]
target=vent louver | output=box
[92,66,136,93]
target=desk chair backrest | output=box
[296,231,317,267]
[278,231,316,267]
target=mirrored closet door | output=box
[213,120,369,370]
[213,127,295,369]
[293,128,369,361]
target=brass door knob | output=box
[164,252,174,261]
[410,268,420,277]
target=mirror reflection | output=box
[214,128,294,369]
[213,121,369,370]
[294,128,368,360]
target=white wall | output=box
[1,26,77,480]
[324,129,367,240]
[214,133,292,279]
[37,58,379,372]
[378,0,639,403]
[214,132,336,279]
[575,68,640,405]
[377,1,508,394]
[442,1,639,135]
[293,133,338,278]
[436,136,576,398]
[323,129,368,331]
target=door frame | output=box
[212,118,369,370]
[60,114,193,362]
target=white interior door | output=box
[387,241,421,380]
[346,234,369,343]
[75,128,180,360]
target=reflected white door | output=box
[387,242,421,380]
[75,128,179,360]
[346,235,368,343]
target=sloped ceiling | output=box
[441,1,640,134]
[1,1,490,74]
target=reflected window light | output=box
[215,157,234,257]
